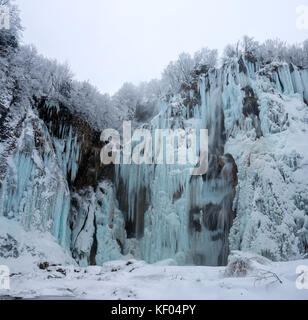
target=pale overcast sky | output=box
[17,0,308,95]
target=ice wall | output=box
[1,57,307,268]
[227,62,308,260]
[116,67,239,266]
[0,107,71,248]
[115,58,308,264]
[70,181,127,267]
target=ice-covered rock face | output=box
[36,98,114,189]
[227,62,308,261]
[0,98,120,264]
[1,56,308,268]
[0,105,71,248]
[116,58,308,265]
[70,182,127,267]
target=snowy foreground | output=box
[0,218,307,300]
[0,258,307,300]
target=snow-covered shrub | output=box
[224,255,253,277]
[224,251,272,278]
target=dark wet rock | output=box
[203,203,221,232]
[245,52,258,64]
[243,96,260,118]
[117,178,148,239]
[189,153,238,266]
[189,207,203,232]
[241,86,262,138]
[0,234,19,258]
[173,186,184,203]
[242,86,260,118]
[238,57,248,74]
[194,64,210,76]
[56,268,66,276]
[89,215,98,266]
[38,262,50,270]
[35,97,114,189]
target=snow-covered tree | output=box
[112,82,139,121]
[162,52,195,92]
[0,0,22,107]
[194,48,218,70]
[258,39,287,63]
[241,35,259,61]
[0,0,22,57]
[222,43,241,64]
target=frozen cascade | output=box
[1,57,308,267]
[40,103,81,184]
[116,66,238,266]
[227,61,308,260]
[0,108,72,248]
[70,181,127,267]
[115,58,308,265]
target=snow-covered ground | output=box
[1,258,307,300]
[0,217,308,300]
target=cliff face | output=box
[0,56,308,268]
[227,62,308,261]
[0,102,71,248]
[0,95,124,266]
[35,97,114,189]
[115,58,308,265]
